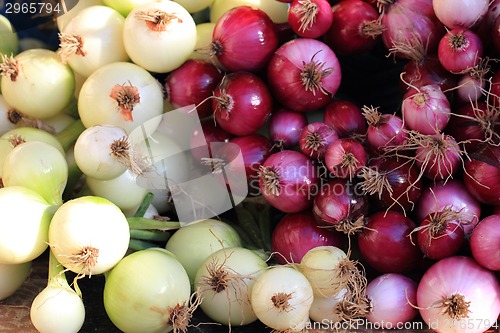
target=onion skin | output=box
[470,214,500,271]
[323,99,367,137]
[358,211,422,274]
[267,38,342,112]
[288,0,334,39]
[437,28,484,74]
[417,256,500,333]
[212,6,278,73]
[432,0,489,29]
[463,144,500,206]
[268,108,308,147]
[324,138,367,179]
[271,211,346,264]
[298,121,339,159]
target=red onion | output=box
[379,0,446,58]
[190,118,233,162]
[212,72,272,136]
[267,38,342,113]
[456,71,486,104]
[470,214,500,271]
[324,138,367,179]
[323,0,383,55]
[358,210,422,273]
[446,101,498,148]
[490,69,500,108]
[323,99,367,138]
[363,105,407,153]
[288,0,333,38]
[417,256,500,333]
[298,122,339,159]
[493,14,500,55]
[414,133,461,181]
[268,108,308,148]
[312,178,369,234]
[463,143,500,206]
[416,179,481,234]
[164,59,224,119]
[365,273,418,328]
[215,134,273,196]
[359,156,423,214]
[432,0,489,29]
[211,6,278,73]
[437,28,484,75]
[401,84,451,134]
[271,211,346,264]
[416,210,465,260]
[259,150,320,213]
[400,54,458,94]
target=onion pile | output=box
[0,0,499,332]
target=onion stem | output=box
[127,217,181,231]
[47,250,70,289]
[129,229,171,242]
[128,238,159,251]
[55,119,86,152]
[134,192,154,217]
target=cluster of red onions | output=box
[162,1,500,331]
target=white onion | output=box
[123,1,197,73]
[309,288,348,323]
[0,261,31,300]
[251,265,314,331]
[78,61,164,134]
[175,0,215,13]
[59,5,129,78]
[48,195,130,276]
[56,0,104,32]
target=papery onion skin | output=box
[259,150,320,213]
[324,138,367,179]
[271,211,346,265]
[323,99,367,137]
[288,0,334,39]
[432,0,489,29]
[366,273,418,328]
[165,59,224,119]
[213,71,272,136]
[463,144,500,206]
[470,214,500,271]
[401,84,451,135]
[267,38,342,113]
[211,6,278,73]
[298,121,339,159]
[358,211,422,273]
[190,118,233,162]
[417,256,500,333]
[415,133,461,181]
[365,112,407,154]
[416,179,481,235]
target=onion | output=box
[470,214,500,271]
[400,54,458,93]
[194,246,268,326]
[365,273,418,328]
[103,248,194,333]
[101,0,150,17]
[165,219,242,283]
[324,138,367,180]
[437,28,483,74]
[57,0,104,31]
[209,0,290,24]
[268,108,308,148]
[190,118,233,162]
[78,61,164,134]
[358,156,423,214]
[417,256,500,333]
[213,71,272,136]
[211,6,278,73]
[271,211,346,265]
[463,143,500,206]
[251,265,314,331]
[416,210,466,260]
[48,196,130,276]
[416,179,481,235]
[380,0,446,58]
[57,5,128,78]
[0,49,75,119]
[288,0,334,38]
[165,59,224,119]
[358,210,422,273]
[432,0,489,29]
[363,105,407,154]
[401,84,451,135]
[312,178,369,234]
[259,150,320,213]
[456,70,487,104]
[324,0,383,55]
[323,99,367,138]
[298,121,339,159]
[267,38,342,113]
[122,1,197,73]
[0,261,31,300]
